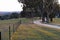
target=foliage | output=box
[10,12,19,18]
[18,0,58,13]
[18,0,59,19]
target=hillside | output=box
[0,11,21,16]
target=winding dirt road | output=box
[34,20,60,29]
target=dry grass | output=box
[0,18,60,40]
[0,19,21,40]
[52,18,60,25]
[11,24,60,40]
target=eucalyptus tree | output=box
[18,0,58,23]
[18,0,42,17]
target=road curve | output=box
[33,20,60,29]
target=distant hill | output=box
[0,12,11,16]
[0,11,21,16]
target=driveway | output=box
[33,20,60,29]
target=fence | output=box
[0,17,40,40]
[0,20,21,40]
[9,20,21,40]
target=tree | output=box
[10,12,19,18]
[20,11,26,17]
[48,1,60,22]
[41,0,59,23]
[3,15,10,20]
[18,0,42,16]
[18,0,58,23]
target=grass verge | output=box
[11,24,60,40]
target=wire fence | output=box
[9,20,21,40]
[0,17,40,40]
[0,20,21,40]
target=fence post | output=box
[20,20,21,24]
[9,25,11,40]
[13,24,15,33]
[0,32,1,40]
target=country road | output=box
[33,20,60,29]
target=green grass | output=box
[0,18,20,40]
[52,18,60,24]
[0,18,33,24]
[0,18,20,24]
[0,18,32,40]
[11,24,60,40]
[0,18,60,40]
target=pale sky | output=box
[0,0,60,12]
[58,0,60,4]
[0,0,23,12]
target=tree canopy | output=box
[18,0,58,13]
[18,0,59,22]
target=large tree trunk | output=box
[42,17,45,22]
[46,13,49,23]
[50,18,53,22]
[49,13,54,22]
[41,12,45,22]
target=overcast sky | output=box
[0,0,23,12]
[0,0,60,12]
[58,0,60,4]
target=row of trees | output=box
[0,11,41,20]
[0,12,20,20]
[18,0,60,23]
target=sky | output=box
[0,0,60,12]
[0,0,23,12]
[58,0,60,4]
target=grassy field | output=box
[0,18,21,24]
[11,24,60,40]
[0,18,60,40]
[52,18,60,25]
[0,18,21,40]
[0,18,33,40]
